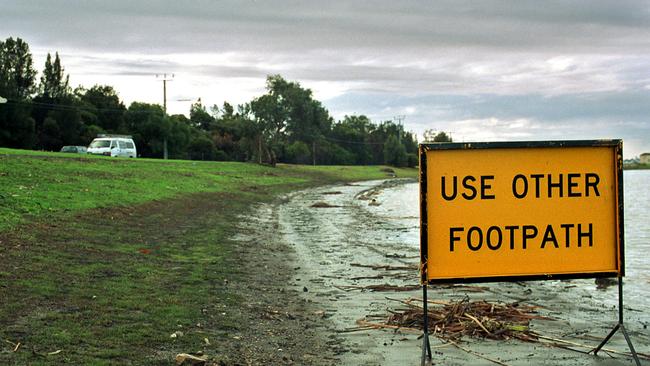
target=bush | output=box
[407,153,418,168]
[286,141,311,164]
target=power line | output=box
[2,98,156,115]
[322,136,386,146]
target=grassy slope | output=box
[0,148,416,365]
[0,147,416,231]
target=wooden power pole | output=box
[156,73,174,160]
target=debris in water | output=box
[358,297,551,342]
[335,284,421,292]
[595,277,617,290]
[310,202,341,208]
[350,263,417,271]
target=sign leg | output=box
[592,277,641,366]
[421,284,432,366]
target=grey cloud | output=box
[325,91,650,125]
[3,0,649,55]
[2,0,648,155]
[324,90,650,156]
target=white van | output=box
[87,135,137,158]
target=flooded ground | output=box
[277,171,649,365]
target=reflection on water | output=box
[368,171,650,309]
[622,170,650,305]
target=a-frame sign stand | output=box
[419,277,642,366]
[418,140,643,366]
[592,276,641,366]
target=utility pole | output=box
[156,73,174,160]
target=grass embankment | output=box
[623,162,650,170]
[0,148,416,365]
[0,147,415,232]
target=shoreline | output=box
[278,180,650,365]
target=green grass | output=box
[623,162,650,170]
[0,147,416,365]
[0,147,416,231]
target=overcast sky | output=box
[2,0,649,157]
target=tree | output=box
[423,129,452,143]
[250,74,333,165]
[0,37,37,99]
[383,134,408,167]
[47,94,83,146]
[77,85,126,132]
[187,133,215,160]
[285,141,311,164]
[215,103,262,162]
[39,52,70,99]
[166,114,192,159]
[331,115,374,164]
[0,103,35,148]
[39,117,62,150]
[0,37,37,148]
[30,52,77,149]
[124,102,170,158]
[190,99,214,131]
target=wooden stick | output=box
[385,296,451,307]
[534,333,650,361]
[447,340,511,366]
[350,263,416,271]
[350,275,385,280]
[355,319,422,334]
[464,313,492,335]
[337,326,376,333]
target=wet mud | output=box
[269,179,649,365]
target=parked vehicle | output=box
[87,135,137,158]
[60,145,87,154]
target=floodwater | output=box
[621,170,650,306]
[363,171,650,308]
[278,171,650,365]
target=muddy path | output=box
[265,180,650,365]
[0,191,340,365]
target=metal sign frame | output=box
[419,139,624,285]
[418,139,640,366]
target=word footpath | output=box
[420,141,622,283]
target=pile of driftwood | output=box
[355,297,548,342]
[349,297,650,364]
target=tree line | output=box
[1,37,450,166]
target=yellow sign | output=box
[420,141,623,283]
